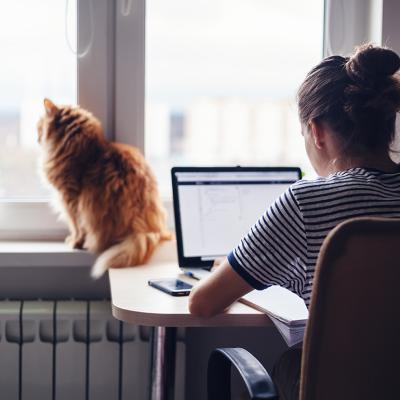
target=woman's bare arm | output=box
[188,257,253,317]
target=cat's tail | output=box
[91,231,171,279]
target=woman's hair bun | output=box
[345,44,400,83]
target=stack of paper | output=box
[241,286,308,347]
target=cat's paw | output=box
[65,235,85,250]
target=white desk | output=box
[109,244,272,400]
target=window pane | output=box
[0,1,77,199]
[146,0,323,196]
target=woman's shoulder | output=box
[290,167,400,195]
[290,170,351,190]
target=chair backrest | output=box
[300,217,400,400]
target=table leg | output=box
[150,327,177,400]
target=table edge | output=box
[111,303,273,327]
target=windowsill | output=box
[0,240,175,299]
[0,239,177,268]
[0,241,96,268]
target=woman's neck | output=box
[328,152,399,175]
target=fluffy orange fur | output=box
[38,99,171,278]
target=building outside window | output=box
[145,0,324,195]
[0,0,77,199]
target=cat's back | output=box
[108,142,151,176]
[100,141,155,188]
[111,142,145,164]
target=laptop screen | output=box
[171,167,301,267]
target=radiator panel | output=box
[89,301,120,400]
[22,301,54,400]
[123,329,152,400]
[56,301,88,400]
[0,301,20,400]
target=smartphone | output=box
[148,278,193,296]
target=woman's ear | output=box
[309,120,325,150]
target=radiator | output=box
[0,300,164,400]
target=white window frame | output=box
[2,0,399,240]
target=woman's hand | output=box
[188,258,253,317]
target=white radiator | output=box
[0,300,156,400]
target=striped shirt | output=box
[228,167,400,307]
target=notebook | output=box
[242,287,308,347]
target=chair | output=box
[207,217,400,400]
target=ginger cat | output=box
[37,99,171,278]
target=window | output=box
[145,0,324,196]
[1,0,393,239]
[0,0,112,239]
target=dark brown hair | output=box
[297,44,400,154]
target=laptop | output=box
[171,166,302,280]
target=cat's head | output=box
[37,98,103,149]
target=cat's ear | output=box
[44,98,58,117]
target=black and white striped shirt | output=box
[228,167,400,306]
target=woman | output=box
[188,44,400,399]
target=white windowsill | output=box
[0,241,96,268]
[0,239,177,268]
